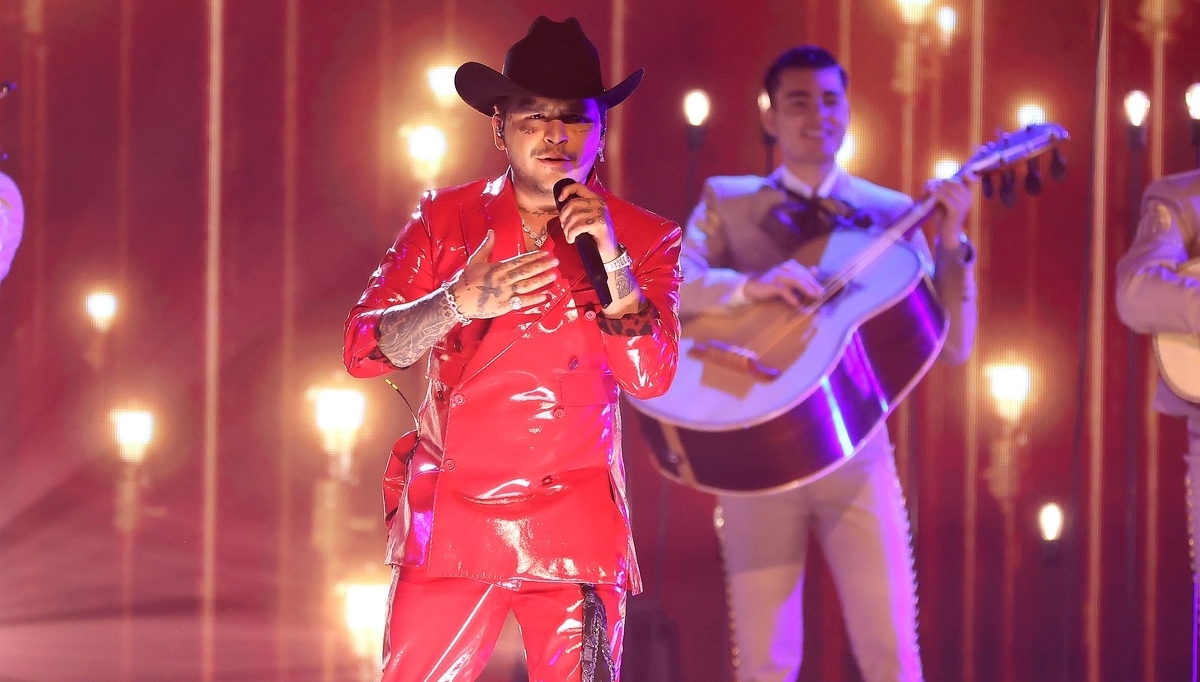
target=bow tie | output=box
[776,186,873,233]
[760,185,874,255]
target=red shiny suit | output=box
[344,173,682,681]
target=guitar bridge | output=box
[688,340,781,381]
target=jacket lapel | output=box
[453,172,589,386]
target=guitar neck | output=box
[822,194,938,297]
[819,121,1069,300]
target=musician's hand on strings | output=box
[744,259,825,309]
[926,171,978,244]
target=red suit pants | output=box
[381,566,626,682]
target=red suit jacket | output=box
[344,173,682,593]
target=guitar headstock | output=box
[962,123,1070,206]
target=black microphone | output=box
[553,177,612,307]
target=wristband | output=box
[603,246,633,273]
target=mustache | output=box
[531,147,577,161]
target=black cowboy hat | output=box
[454,16,644,116]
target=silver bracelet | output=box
[442,282,471,326]
[603,246,633,273]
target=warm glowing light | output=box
[111,409,154,464]
[1186,83,1200,121]
[311,387,366,459]
[897,0,933,25]
[933,157,959,179]
[1038,503,1064,541]
[936,6,957,45]
[986,363,1032,423]
[86,291,118,332]
[836,131,855,166]
[1016,103,1047,128]
[1123,90,1150,127]
[343,582,390,661]
[757,90,771,113]
[683,90,711,127]
[427,66,458,102]
[406,125,447,164]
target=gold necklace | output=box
[521,219,548,248]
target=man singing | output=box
[343,16,682,682]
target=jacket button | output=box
[568,356,579,370]
[552,407,566,419]
[584,310,597,321]
[443,459,456,472]
[541,475,553,485]
[451,394,465,406]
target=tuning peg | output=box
[982,173,994,199]
[1024,159,1043,196]
[1000,169,1018,207]
[1050,149,1067,181]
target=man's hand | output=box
[926,171,978,244]
[555,181,620,261]
[743,259,825,308]
[448,230,560,317]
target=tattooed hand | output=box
[555,183,646,318]
[448,229,560,317]
[555,181,619,260]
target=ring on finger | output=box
[509,296,522,310]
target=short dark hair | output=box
[763,45,848,106]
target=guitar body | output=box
[628,230,948,495]
[1154,258,1200,402]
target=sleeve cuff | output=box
[597,300,662,337]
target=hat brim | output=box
[454,62,644,116]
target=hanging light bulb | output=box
[1123,90,1150,128]
[1038,503,1064,542]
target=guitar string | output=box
[731,131,1036,362]
[701,130,1062,375]
[737,195,938,362]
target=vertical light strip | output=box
[1148,0,1165,181]
[838,0,851,74]
[117,7,134,679]
[22,0,47,362]
[1143,2,1167,677]
[1086,5,1111,682]
[277,1,299,679]
[201,0,224,680]
[1143,366,1160,682]
[608,0,626,196]
[893,20,919,500]
[962,0,985,680]
[375,0,390,229]
[117,0,132,293]
[900,26,917,198]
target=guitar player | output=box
[678,46,977,682]
[1115,167,1200,656]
